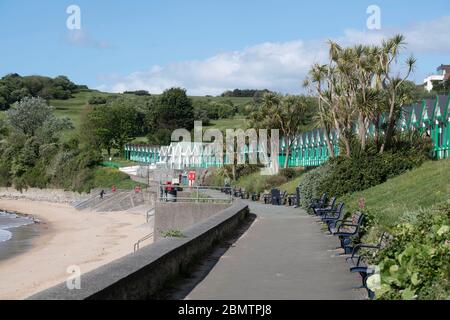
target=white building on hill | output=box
[424,64,450,92]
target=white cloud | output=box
[403,15,450,53]
[339,14,450,54]
[98,40,328,95]
[97,15,450,95]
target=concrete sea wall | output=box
[153,202,231,241]
[29,200,249,300]
[0,187,89,204]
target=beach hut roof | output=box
[410,102,422,125]
[401,105,413,127]
[437,94,449,120]
[424,98,436,122]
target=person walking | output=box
[100,189,105,199]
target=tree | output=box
[83,98,139,155]
[304,34,415,156]
[304,64,335,157]
[0,118,8,137]
[0,96,77,190]
[147,88,194,144]
[0,74,79,110]
[378,35,416,153]
[249,93,312,168]
[6,97,72,137]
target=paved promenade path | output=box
[178,195,362,300]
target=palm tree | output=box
[378,35,416,153]
[256,93,310,168]
[304,64,335,157]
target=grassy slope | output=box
[51,90,114,128]
[47,90,251,141]
[204,115,248,132]
[279,176,303,193]
[91,167,145,189]
[341,159,450,227]
[190,95,252,106]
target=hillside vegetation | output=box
[50,90,252,139]
[342,159,450,228]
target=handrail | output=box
[157,185,233,204]
[134,232,154,252]
[146,208,155,223]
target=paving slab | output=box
[182,200,362,300]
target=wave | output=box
[0,211,35,242]
[0,229,12,242]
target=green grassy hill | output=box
[51,90,115,129]
[46,90,251,141]
[341,159,450,228]
[204,115,248,131]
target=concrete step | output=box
[74,190,152,212]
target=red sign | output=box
[188,171,196,181]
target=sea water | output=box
[0,211,35,240]
[0,211,37,260]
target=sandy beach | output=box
[0,199,153,300]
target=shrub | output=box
[161,229,185,238]
[279,168,301,180]
[124,90,150,96]
[298,161,334,208]
[88,96,107,105]
[372,203,450,300]
[319,147,429,198]
[265,175,288,187]
[0,161,11,187]
[235,164,261,179]
[202,169,225,187]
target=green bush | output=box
[265,175,288,187]
[372,203,450,300]
[279,167,301,180]
[0,161,11,187]
[88,96,107,105]
[298,162,334,208]
[319,147,429,198]
[202,169,225,187]
[234,164,261,179]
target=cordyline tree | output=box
[304,34,416,156]
[248,93,312,168]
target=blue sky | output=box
[1,0,449,95]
